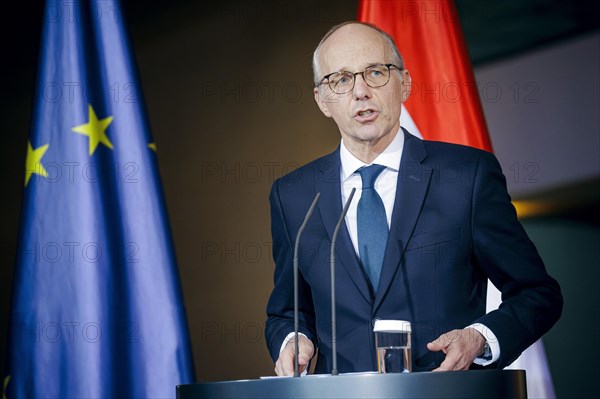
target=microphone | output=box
[330,187,356,375]
[293,192,321,377]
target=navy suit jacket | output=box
[265,128,562,373]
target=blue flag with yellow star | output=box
[5,1,194,397]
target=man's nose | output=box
[353,73,372,99]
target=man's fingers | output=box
[427,332,453,353]
[275,356,306,376]
[427,340,446,352]
[297,353,310,366]
[298,336,315,359]
[274,336,314,376]
[275,361,287,376]
[296,336,315,367]
[432,352,469,372]
[276,344,299,376]
[432,356,456,372]
[428,329,485,372]
[275,350,294,376]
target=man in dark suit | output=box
[265,21,562,376]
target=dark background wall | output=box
[1,1,599,397]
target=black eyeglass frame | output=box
[317,63,404,94]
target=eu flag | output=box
[5,1,194,397]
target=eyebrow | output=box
[328,62,387,73]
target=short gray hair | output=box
[312,21,405,86]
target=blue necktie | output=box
[357,164,388,292]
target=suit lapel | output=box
[315,151,372,304]
[374,129,432,312]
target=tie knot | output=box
[358,164,386,189]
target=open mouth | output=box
[357,110,375,117]
[354,108,379,122]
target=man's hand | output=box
[427,328,486,372]
[274,335,315,376]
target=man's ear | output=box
[400,69,412,103]
[314,86,332,118]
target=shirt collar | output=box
[340,127,404,182]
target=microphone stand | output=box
[293,192,321,377]
[330,187,356,375]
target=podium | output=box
[177,370,527,398]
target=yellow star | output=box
[148,142,157,152]
[3,375,10,399]
[25,140,49,187]
[72,104,114,155]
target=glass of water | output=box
[374,320,412,373]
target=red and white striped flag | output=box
[358,1,555,397]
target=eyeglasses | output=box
[318,64,403,94]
